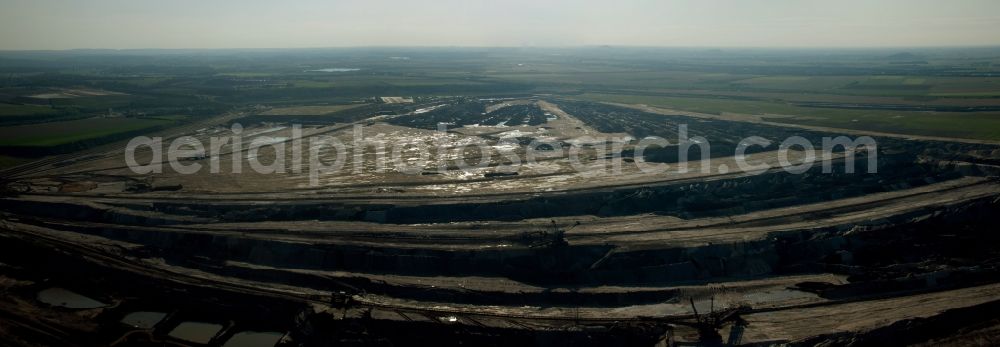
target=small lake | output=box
[36,287,107,309]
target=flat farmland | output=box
[0,103,87,126]
[0,117,176,147]
[572,92,1000,141]
[261,104,364,116]
[0,103,61,119]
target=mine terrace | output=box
[4,94,1000,346]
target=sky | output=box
[1,0,999,50]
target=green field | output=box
[929,91,1000,97]
[0,103,61,118]
[0,117,176,147]
[144,114,192,121]
[573,92,1000,141]
[262,104,364,116]
[1,47,999,145]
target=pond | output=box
[121,311,168,329]
[168,321,224,344]
[36,287,107,309]
[222,331,285,347]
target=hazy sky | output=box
[1,0,999,50]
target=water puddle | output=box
[222,331,285,347]
[168,321,223,344]
[36,287,107,309]
[121,311,167,329]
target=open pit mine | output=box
[3,97,1000,346]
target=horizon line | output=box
[3,44,1000,53]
